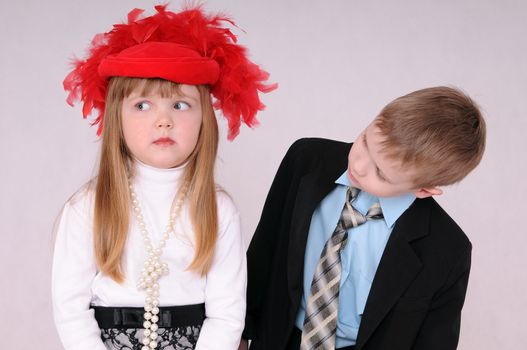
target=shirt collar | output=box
[335,172,415,227]
[132,159,187,192]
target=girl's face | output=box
[121,84,202,169]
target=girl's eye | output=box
[174,101,190,111]
[135,102,151,111]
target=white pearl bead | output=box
[151,315,159,323]
[142,346,150,350]
[152,307,159,315]
[142,337,150,345]
[152,299,159,306]
[143,320,152,328]
[149,332,157,340]
[149,341,157,349]
[145,304,152,312]
[144,312,152,320]
[144,329,151,337]
[151,323,159,331]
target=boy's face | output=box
[347,122,441,198]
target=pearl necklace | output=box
[129,180,188,350]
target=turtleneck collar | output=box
[132,159,186,192]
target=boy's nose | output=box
[353,157,367,177]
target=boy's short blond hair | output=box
[375,86,486,188]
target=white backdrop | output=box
[1,0,526,348]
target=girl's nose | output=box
[157,120,173,128]
[156,113,173,129]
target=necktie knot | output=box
[341,187,383,230]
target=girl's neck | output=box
[132,159,186,191]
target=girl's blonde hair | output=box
[94,77,219,283]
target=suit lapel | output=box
[355,199,431,349]
[287,142,351,320]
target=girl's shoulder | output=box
[215,185,240,224]
[62,180,96,218]
[53,180,96,241]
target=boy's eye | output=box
[135,102,151,111]
[376,168,387,182]
[174,101,190,111]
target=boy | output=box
[240,87,486,350]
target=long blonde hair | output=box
[94,77,219,283]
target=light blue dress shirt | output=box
[294,172,415,347]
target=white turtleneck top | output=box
[52,161,246,350]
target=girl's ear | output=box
[413,187,443,199]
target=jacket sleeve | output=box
[242,139,306,340]
[52,196,107,350]
[195,195,247,350]
[412,243,472,350]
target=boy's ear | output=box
[413,187,443,199]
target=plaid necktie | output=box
[300,187,383,350]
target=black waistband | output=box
[92,303,205,329]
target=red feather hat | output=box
[64,4,277,140]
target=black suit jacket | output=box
[244,138,471,350]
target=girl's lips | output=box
[153,137,175,146]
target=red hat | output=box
[64,5,277,140]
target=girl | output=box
[52,5,275,350]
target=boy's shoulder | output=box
[287,137,350,155]
[284,137,351,168]
[407,197,472,259]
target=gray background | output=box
[1,0,526,348]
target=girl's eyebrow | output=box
[176,93,199,104]
[126,91,200,104]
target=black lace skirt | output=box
[101,325,201,350]
[92,304,205,350]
